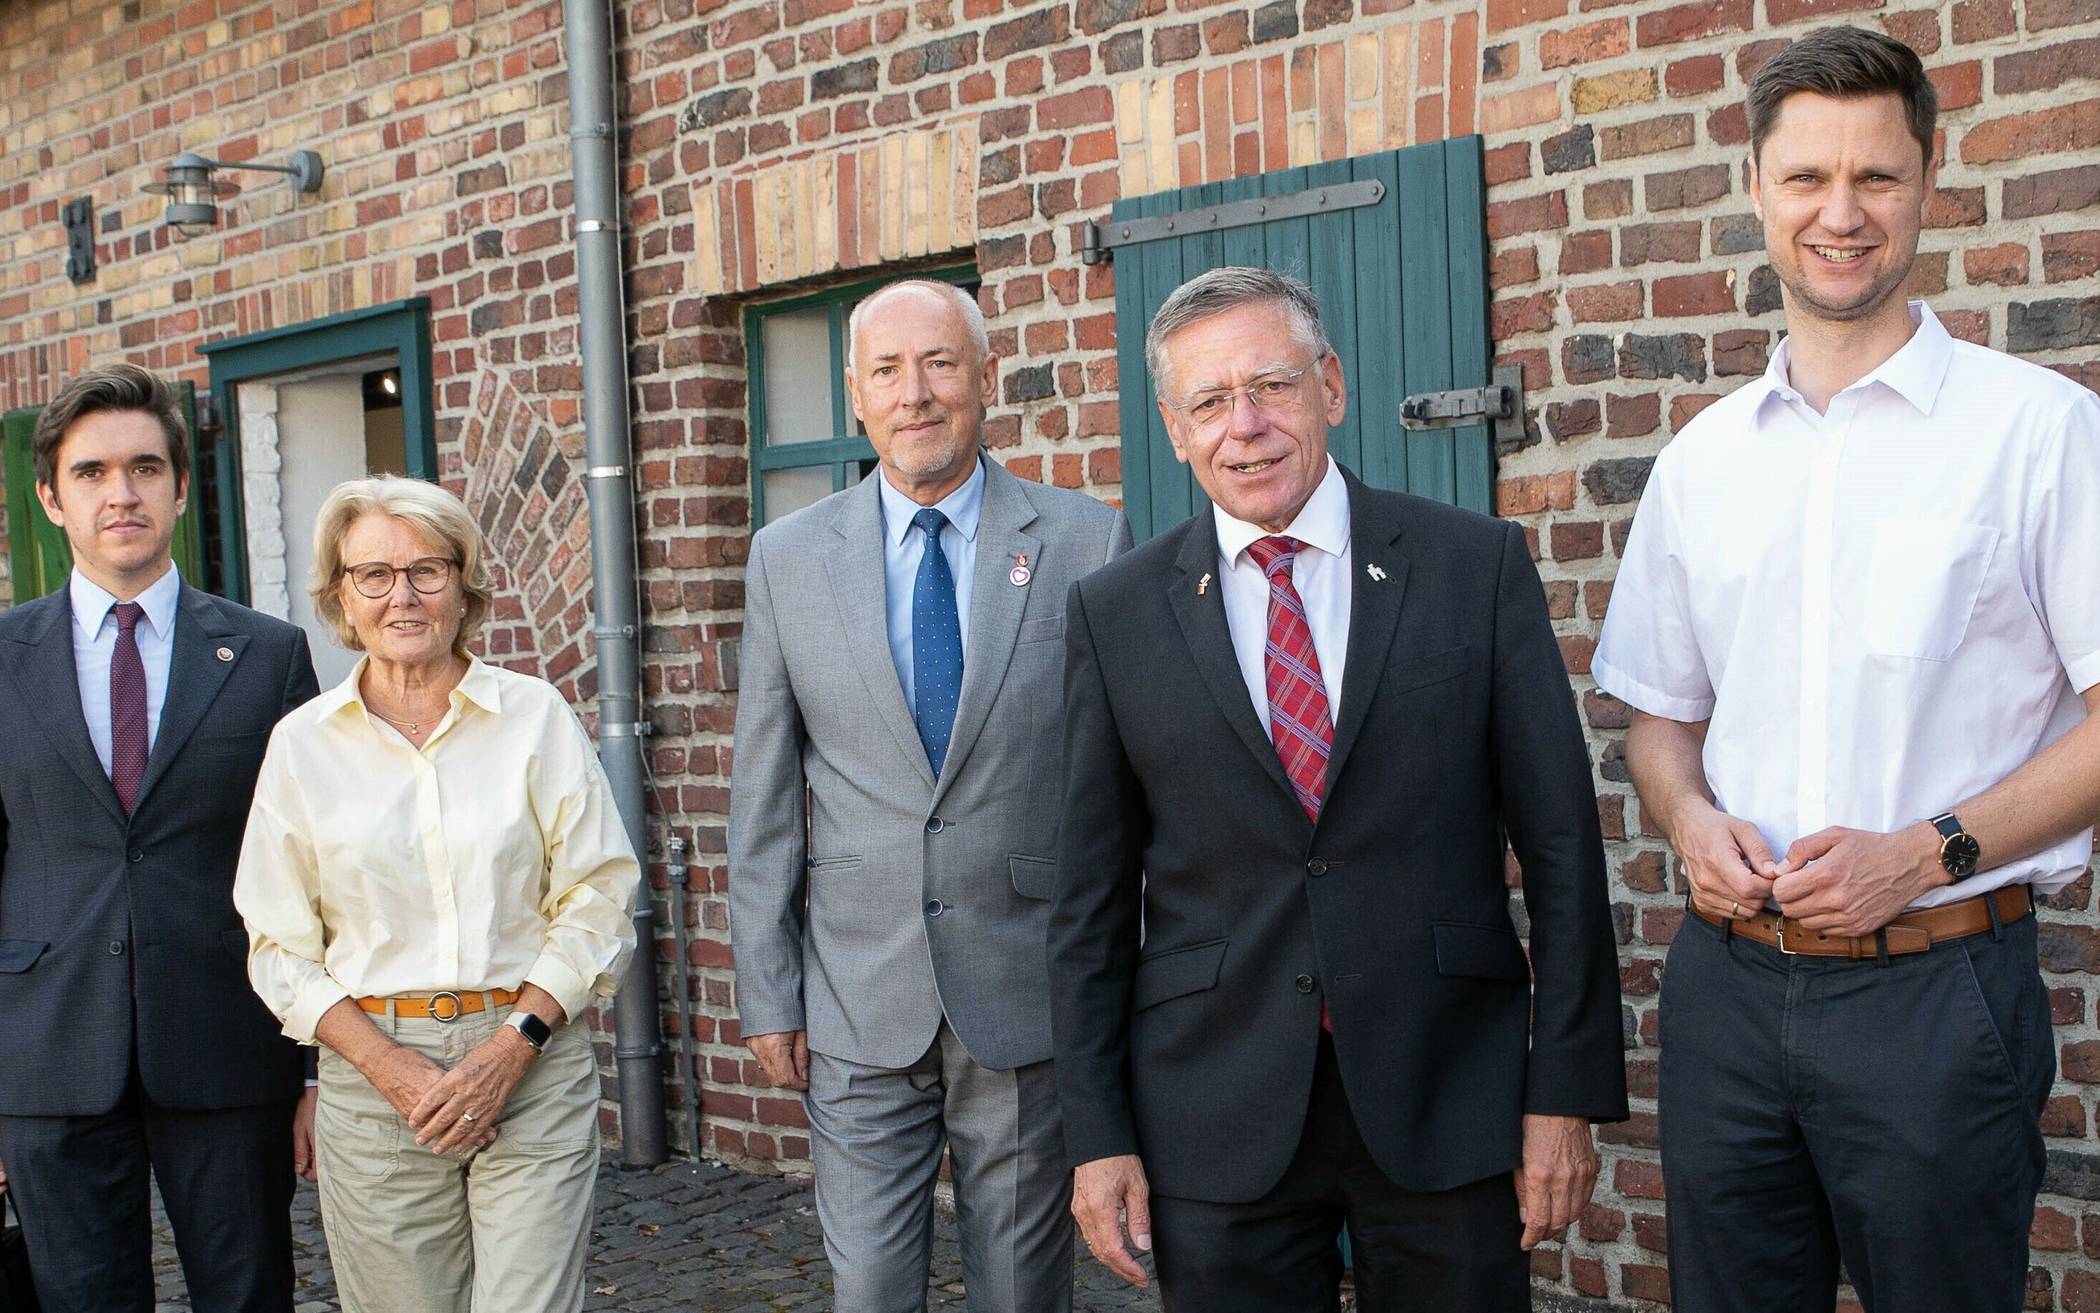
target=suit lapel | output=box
[1164,516,1301,809]
[1324,476,1409,790]
[932,461,1038,805]
[133,583,248,810]
[0,592,126,824]
[823,474,937,790]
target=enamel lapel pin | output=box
[1366,563,1387,582]
[1197,572,1212,596]
[1010,553,1031,587]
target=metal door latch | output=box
[1398,364,1525,445]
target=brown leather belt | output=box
[1694,885,2032,959]
[357,988,518,1022]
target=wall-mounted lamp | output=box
[143,150,326,238]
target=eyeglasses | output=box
[344,557,456,599]
[1167,363,1318,430]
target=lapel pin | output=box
[1366,563,1387,582]
[1197,572,1212,596]
[215,646,235,662]
[1009,553,1031,587]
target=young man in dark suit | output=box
[0,364,319,1313]
[1049,268,1626,1311]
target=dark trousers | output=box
[0,1072,297,1313]
[1149,1032,1528,1313]
[1659,904,2052,1313]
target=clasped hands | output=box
[1675,802,1944,937]
[370,1028,538,1156]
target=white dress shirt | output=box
[878,456,984,709]
[71,564,180,775]
[1215,457,1354,732]
[1595,302,2100,907]
[234,657,640,1042]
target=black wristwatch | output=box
[1930,812,1981,880]
[504,1011,552,1052]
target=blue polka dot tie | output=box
[911,508,964,777]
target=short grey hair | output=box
[845,279,989,370]
[1144,267,1334,397]
[310,476,494,659]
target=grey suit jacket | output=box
[729,457,1131,1072]
[0,581,320,1115]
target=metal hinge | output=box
[1080,180,1386,266]
[1398,364,1525,446]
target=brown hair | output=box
[32,363,190,495]
[1747,25,1937,169]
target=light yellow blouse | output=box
[235,657,639,1043]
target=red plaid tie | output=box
[110,601,148,813]
[1246,537,1333,823]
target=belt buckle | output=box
[1775,921,1797,955]
[429,991,464,1023]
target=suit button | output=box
[926,899,945,918]
[129,849,144,863]
[925,816,945,834]
[1306,858,1328,877]
[1295,974,1315,994]
[108,940,125,956]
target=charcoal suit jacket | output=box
[1049,469,1628,1202]
[0,579,318,1115]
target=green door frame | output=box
[198,298,435,605]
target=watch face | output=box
[1943,833,1981,878]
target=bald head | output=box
[846,280,989,371]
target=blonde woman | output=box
[235,476,637,1313]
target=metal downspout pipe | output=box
[562,0,668,1167]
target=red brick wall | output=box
[2,0,2097,1304]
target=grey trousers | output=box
[315,1006,603,1313]
[807,1022,1074,1313]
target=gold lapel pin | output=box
[1197,572,1212,596]
[215,646,235,662]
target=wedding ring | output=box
[1729,900,1742,919]
[462,1111,478,1123]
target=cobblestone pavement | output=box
[151,1157,1166,1312]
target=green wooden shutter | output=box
[1111,137,1493,539]
[1,384,205,605]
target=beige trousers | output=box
[315,1004,603,1313]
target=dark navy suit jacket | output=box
[0,579,318,1115]
[1049,470,1628,1203]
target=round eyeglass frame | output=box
[344,557,458,599]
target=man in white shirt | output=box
[1594,26,2100,1312]
[0,364,319,1312]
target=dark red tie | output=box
[1246,537,1334,822]
[110,602,148,813]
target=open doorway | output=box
[200,299,436,687]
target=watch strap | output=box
[1930,812,1964,840]
[505,1011,551,1051]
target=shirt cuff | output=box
[284,979,355,1047]
[1591,655,1715,724]
[522,956,600,1028]
[2064,648,2100,696]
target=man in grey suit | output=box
[730,279,1132,1312]
[0,363,319,1312]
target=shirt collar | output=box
[1750,300,1951,423]
[1214,457,1351,566]
[70,564,180,642]
[878,453,986,548]
[315,655,502,720]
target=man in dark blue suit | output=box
[0,364,319,1313]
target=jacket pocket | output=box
[1431,922,1530,982]
[806,855,864,873]
[1010,855,1056,900]
[0,939,48,973]
[1132,937,1228,1011]
[1388,643,1471,694]
[1017,614,1064,644]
